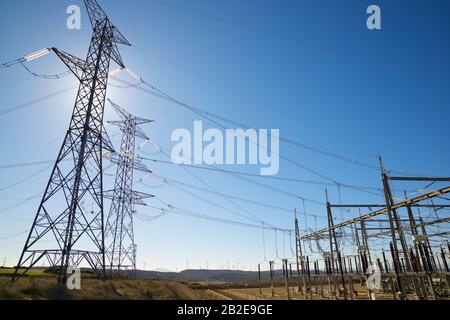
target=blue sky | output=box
[0,0,449,272]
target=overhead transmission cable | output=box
[141,203,292,232]
[0,48,52,68]
[142,142,326,206]
[139,156,388,193]
[1,50,432,178]
[147,172,326,219]
[0,50,129,118]
[176,156,270,226]
[0,86,77,117]
[20,62,71,80]
[142,144,279,225]
[113,75,416,200]
[111,73,430,178]
[0,193,42,214]
[162,178,272,225]
[0,230,29,241]
[0,163,53,192]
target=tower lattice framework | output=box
[104,100,153,277]
[14,0,131,282]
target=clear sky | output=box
[0,0,449,272]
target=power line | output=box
[143,142,327,206]
[124,76,347,184]
[0,230,29,241]
[140,80,434,178]
[134,209,170,222]
[0,48,52,69]
[146,172,327,219]
[139,156,387,193]
[0,193,42,214]
[0,86,77,117]
[110,77,389,201]
[146,203,292,233]
[152,146,272,225]
[112,76,373,171]
[158,177,272,226]
[113,74,433,178]
[135,190,293,232]
[148,0,299,43]
[0,49,127,118]
[0,163,52,191]
[20,62,71,80]
[0,160,56,170]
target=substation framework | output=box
[255,159,450,300]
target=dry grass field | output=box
[0,275,218,300]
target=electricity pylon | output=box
[14,0,130,282]
[104,100,153,278]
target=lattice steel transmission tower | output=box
[104,100,153,278]
[14,0,131,282]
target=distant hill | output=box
[134,269,287,284]
[150,268,174,273]
[2,266,290,285]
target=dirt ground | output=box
[213,284,413,300]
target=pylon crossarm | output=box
[108,99,153,125]
[51,48,86,80]
[101,126,116,153]
[112,27,131,46]
[130,191,154,205]
[109,41,126,68]
[105,153,151,173]
[108,121,151,140]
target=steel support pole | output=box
[258,263,262,294]
[269,261,275,298]
[283,259,291,300]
